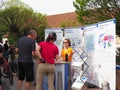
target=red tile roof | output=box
[47,12,82,28]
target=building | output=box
[47,12,82,28]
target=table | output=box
[55,61,70,90]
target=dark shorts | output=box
[18,62,34,82]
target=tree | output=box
[0,0,47,44]
[0,0,6,9]
[73,0,120,36]
[60,21,80,28]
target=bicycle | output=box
[0,57,13,85]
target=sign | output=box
[45,28,63,52]
[84,19,116,90]
[45,19,116,90]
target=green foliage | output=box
[8,32,18,45]
[60,21,79,28]
[73,0,120,36]
[0,0,47,44]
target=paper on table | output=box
[71,76,87,90]
[71,61,84,67]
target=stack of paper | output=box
[71,76,87,90]
[71,61,84,67]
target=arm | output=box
[55,48,62,62]
[55,54,63,63]
[68,47,74,56]
[32,51,35,57]
[15,47,18,54]
[32,41,38,57]
[55,55,59,61]
[59,49,64,60]
[35,45,42,59]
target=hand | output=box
[55,59,62,63]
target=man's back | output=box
[17,30,37,90]
[18,36,35,63]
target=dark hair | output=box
[64,39,71,46]
[46,32,57,42]
[5,40,8,43]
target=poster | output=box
[84,19,116,90]
[97,19,116,90]
[65,27,85,81]
[65,27,84,64]
[45,28,63,52]
[45,19,116,90]
[65,27,84,48]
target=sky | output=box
[21,0,75,15]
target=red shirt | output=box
[38,41,59,64]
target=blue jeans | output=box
[44,75,48,90]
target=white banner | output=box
[65,27,85,80]
[45,28,63,52]
[65,27,84,48]
[45,19,116,90]
[84,19,116,90]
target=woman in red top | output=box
[36,32,59,90]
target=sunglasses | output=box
[63,42,68,43]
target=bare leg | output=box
[17,80,23,90]
[0,78,2,90]
[25,82,31,90]
[0,85,2,90]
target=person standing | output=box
[0,39,4,65]
[60,38,73,62]
[60,38,74,89]
[3,40,9,59]
[36,32,59,90]
[9,45,16,62]
[0,38,3,90]
[17,30,37,90]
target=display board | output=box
[84,19,116,90]
[45,19,116,90]
[65,27,84,48]
[64,27,85,79]
[45,28,63,52]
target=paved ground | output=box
[1,74,35,90]
[0,62,101,90]
[1,74,101,90]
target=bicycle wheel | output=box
[1,67,14,85]
[3,64,14,85]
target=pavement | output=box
[1,74,36,90]
[1,73,101,90]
